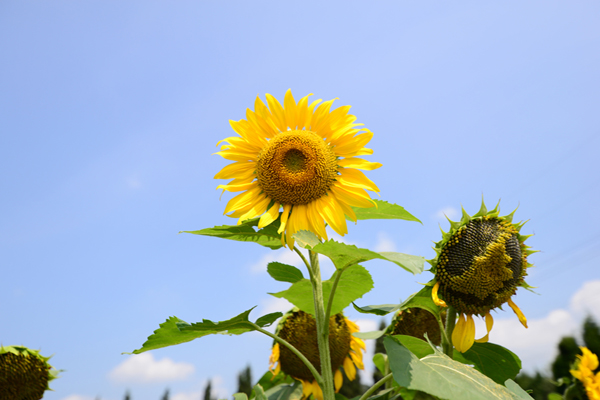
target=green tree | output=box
[161,388,170,400]
[204,380,214,400]
[551,337,581,394]
[237,365,253,397]
[124,390,131,400]
[582,316,600,361]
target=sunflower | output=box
[269,309,365,400]
[388,307,446,346]
[428,201,536,352]
[215,90,381,248]
[570,347,600,400]
[0,345,59,400]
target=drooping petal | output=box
[258,202,280,228]
[507,298,528,328]
[334,369,343,392]
[432,281,447,307]
[452,313,476,353]
[349,350,364,370]
[475,312,494,343]
[312,380,324,400]
[277,204,292,234]
[301,380,312,399]
[343,356,356,381]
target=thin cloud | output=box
[172,376,228,400]
[433,206,459,222]
[374,232,396,252]
[109,353,194,384]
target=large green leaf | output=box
[182,217,283,250]
[294,231,424,274]
[270,264,374,315]
[267,262,304,283]
[252,372,295,398]
[352,200,421,223]
[455,342,522,385]
[352,303,401,316]
[131,308,282,354]
[263,382,303,400]
[384,337,532,400]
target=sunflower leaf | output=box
[352,303,400,316]
[267,262,304,283]
[351,200,421,223]
[384,337,533,400]
[182,217,283,250]
[270,264,374,316]
[294,234,424,274]
[130,308,282,354]
[455,342,522,385]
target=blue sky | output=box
[1,1,599,400]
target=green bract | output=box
[0,345,59,400]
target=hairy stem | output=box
[309,250,335,400]
[358,373,394,400]
[325,268,344,322]
[442,306,457,358]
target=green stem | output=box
[358,373,394,400]
[325,268,344,322]
[442,306,457,359]
[250,322,324,388]
[309,250,336,400]
[293,246,313,280]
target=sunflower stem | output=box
[294,246,315,281]
[443,306,457,359]
[358,373,394,400]
[250,323,324,387]
[309,250,336,400]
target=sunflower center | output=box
[437,217,525,315]
[256,131,338,205]
[277,310,350,381]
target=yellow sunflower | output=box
[429,201,535,352]
[215,90,381,248]
[571,347,600,400]
[269,309,365,400]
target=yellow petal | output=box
[216,181,257,192]
[301,380,312,399]
[283,89,298,130]
[452,313,475,353]
[265,93,287,131]
[330,185,376,209]
[350,350,364,370]
[337,157,382,171]
[312,380,323,400]
[277,204,292,234]
[507,298,528,328]
[311,98,338,134]
[296,93,313,128]
[285,206,298,249]
[306,201,328,240]
[316,195,348,236]
[334,130,374,157]
[223,186,261,215]
[236,195,271,224]
[475,312,494,343]
[338,168,380,193]
[346,319,359,333]
[432,281,447,307]
[258,202,280,228]
[343,356,356,381]
[214,161,255,180]
[334,369,343,392]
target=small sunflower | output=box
[428,201,536,352]
[0,345,59,400]
[570,347,600,400]
[215,90,381,248]
[269,309,365,400]
[388,307,446,346]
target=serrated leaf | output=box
[270,264,374,315]
[294,234,424,274]
[267,262,304,283]
[352,200,421,223]
[455,342,522,385]
[182,217,283,250]
[384,337,533,400]
[131,308,281,354]
[353,302,400,316]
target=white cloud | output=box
[353,318,380,385]
[374,232,396,252]
[60,396,96,400]
[172,376,228,400]
[108,353,194,384]
[433,206,459,222]
[475,279,600,372]
[250,248,302,274]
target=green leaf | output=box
[353,330,385,340]
[234,394,249,400]
[373,353,388,375]
[353,303,400,316]
[352,200,421,223]
[254,384,267,400]
[294,233,424,274]
[253,371,295,397]
[263,382,303,400]
[267,262,304,283]
[454,342,522,385]
[398,286,440,319]
[131,308,281,354]
[270,264,374,315]
[182,217,283,250]
[392,335,435,359]
[384,337,533,400]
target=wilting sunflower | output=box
[0,345,59,400]
[388,307,446,346]
[570,347,600,400]
[269,309,365,400]
[428,201,536,352]
[215,90,381,248]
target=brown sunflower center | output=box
[256,131,338,205]
[436,217,526,315]
[277,310,350,381]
